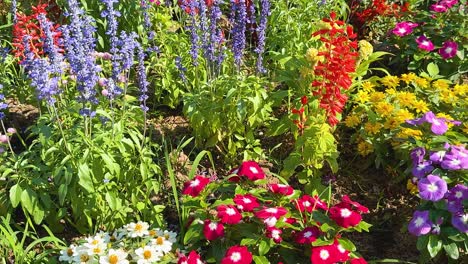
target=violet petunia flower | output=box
[408,210,433,236]
[411,147,426,164]
[392,22,418,37]
[441,153,468,170]
[446,199,463,214]
[415,35,434,51]
[430,150,446,164]
[451,213,468,233]
[439,41,458,59]
[418,175,448,201]
[412,160,434,178]
[406,111,453,135]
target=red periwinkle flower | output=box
[217,205,242,224]
[237,161,265,181]
[301,95,308,105]
[266,227,283,243]
[340,195,369,213]
[203,220,225,240]
[296,195,328,212]
[431,4,448,12]
[283,217,297,225]
[178,250,204,264]
[255,207,288,220]
[311,245,339,264]
[334,240,350,262]
[233,194,260,212]
[221,245,253,264]
[329,206,362,228]
[350,257,368,264]
[182,175,210,197]
[294,226,320,244]
[268,184,294,196]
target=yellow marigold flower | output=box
[440,90,456,104]
[432,79,451,90]
[375,101,394,116]
[356,90,370,104]
[394,109,414,124]
[344,115,361,128]
[397,128,423,139]
[414,77,429,88]
[412,100,429,113]
[407,179,418,195]
[396,92,417,108]
[362,81,375,92]
[369,91,386,103]
[384,118,400,130]
[380,75,400,89]
[386,88,397,95]
[357,140,374,156]
[453,84,467,96]
[400,73,417,84]
[358,40,373,60]
[364,122,383,135]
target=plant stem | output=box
[1,120,15,158]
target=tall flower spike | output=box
[100,0,120,54]
[140,0,156,40]
[137,45,149,112]
[37,13,64,74]
[187,0,200,66]
[230,0,247,69]
[255,0,270,74]
[0,85,7,120]
[63,0,100,115]
[11,0,17,24]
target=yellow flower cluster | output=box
[347,73,467,156]
[358,40,373,60]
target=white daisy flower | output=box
[134,245,163,264]
[83,235,107,256]
[156,229,177,243]
[99,248,129,264]
[73,247,97,264]
[151,236,173,253]
[59,244,76,263]
[124,221,150,238]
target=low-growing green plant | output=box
[180,160,370,263]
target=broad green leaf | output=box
[427,235,442,258]
[9,184,22,208]
[443,243,459,259]
[253,256,269,264]
[78,163,94,193]
[258,240,270,256]
[427,63,439,77]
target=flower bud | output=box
[0,135,8,144]
[101,89,109,97]
[7,128,16,134]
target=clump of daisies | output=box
[59,221,178,263]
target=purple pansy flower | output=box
[411,147,426,164]
[451,213,468,233]
[415,35,434,51]
[412,160,434,178]
[418,175,448,201]
[408,210,433,236]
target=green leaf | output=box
[78,163,94,193]
[427,235,442,258]
[416,235,429,251]
[21,188,37,215]
[258,240,270,256]
[443,243,459,260]
[9,184,22,208]
[241,238,257,246]
[105,192,117,211]
[427,63,439,77]
[253,256,269,264]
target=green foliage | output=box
[183,75,273,163]
[0,215,65,264]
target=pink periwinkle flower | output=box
[439,41,458,59]
[431,4,448,12]
[415,35,434,51]
[392,22,418,37]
